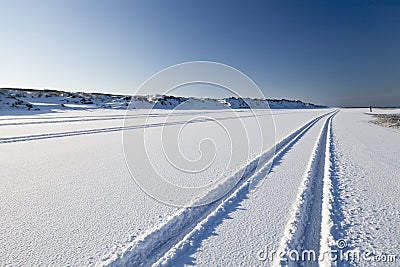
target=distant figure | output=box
[369,106,372,112]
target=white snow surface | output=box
[1,106,399,266]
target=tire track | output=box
[0,111,314,144]
[274,110,338,267]
[319,112,337,267]
[0,110,249,126]
[0,109,317,127]
[0,109,258,122]
[95,110,335,267]
[0,113,269,144]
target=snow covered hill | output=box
[0,88,326,113]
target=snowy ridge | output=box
[274,110,338,267]
[96,110,334,267]
[0,88,326,113]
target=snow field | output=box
[99,110,335,266]
[3,108,397,266]
[0,108,329,266]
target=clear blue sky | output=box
[1,0,399,107]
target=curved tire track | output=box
[96,110,335,267]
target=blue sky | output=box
[1,0,399,107]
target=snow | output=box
[0,106,327,266]
[0,88,326,115]
[165,111,336,266]
[1,104,399,266]
[329,109,400,266]
[157,108,400,267]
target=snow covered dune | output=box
[0,88,326,114]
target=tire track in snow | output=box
[152,113,336,267]
[95,110,335,267]
[0,110,241,121]
[0,110,316,128]
[0,110,251,126]
[0,111,319,144]
[274,110,338,267]
[0,113,268,144]
[0,109,317,125]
